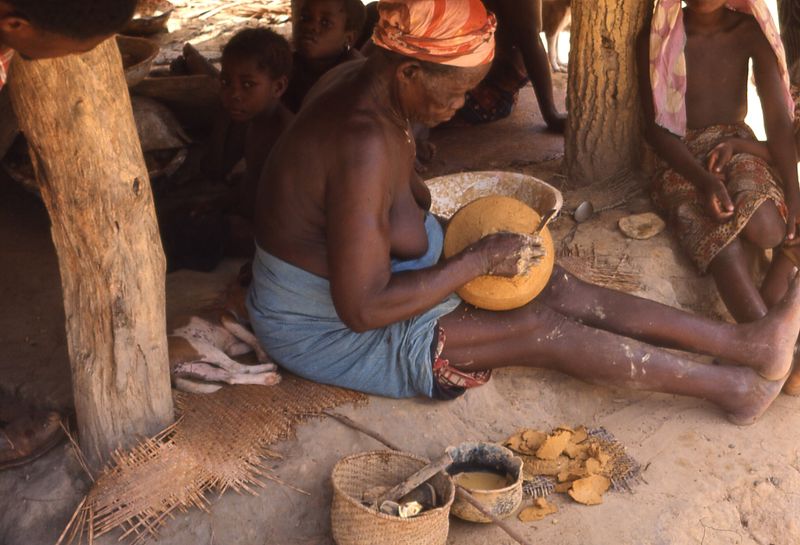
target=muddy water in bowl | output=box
[451,467,512,491]
[448,442,523,523]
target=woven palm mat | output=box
[558,248,642,294]
[57,376,366,545]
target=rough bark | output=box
[8,38,174,471]
[565,0,651,186]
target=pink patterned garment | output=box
[0,47,13,90]
[650,0,793,136]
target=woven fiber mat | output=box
[58,376,366,545]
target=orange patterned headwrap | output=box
[372,0,497,68]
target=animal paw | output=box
[256,371,281,386]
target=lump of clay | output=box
[535,430,573,460]
[444,196,555,310]
[518,497,558,522]
[618,212,666,240]
[568,475,611,505]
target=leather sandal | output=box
[0,410,64,470]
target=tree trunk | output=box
[8,38,174,471]
[778,0,800,81]
[565,0,651,186]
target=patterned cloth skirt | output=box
[651,123,786,272]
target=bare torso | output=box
[683,9,759,129]
[255,59,430,278]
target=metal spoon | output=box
[573,200,594,223]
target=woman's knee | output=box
[742,201,786,249]
[539,265,588,303]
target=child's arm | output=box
[636,31,734,222]
[706,137,773,174]
[753,31,800,243]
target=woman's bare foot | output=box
[735,273,800,380]
[720,369,788,426]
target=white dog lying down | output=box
[168,277,280,394]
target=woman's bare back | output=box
[254,60,426,278]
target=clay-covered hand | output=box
[471,232,547,277]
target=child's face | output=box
[220,56,286,122]
[295,0,355,60]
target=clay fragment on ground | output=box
[568,475,611,505]
[523,455,570,478]
[558,460,588,482]
[618,212,666,240]
[586,442,611,468]
[518,497,558,522]
[536,430,573,460]
[523,429,548,451]
[570,426,589,444]
[585,457,603,475]
[564,441,589,459]
[504,429,547,455]
[504,432,527,453]
[554,481,572,493]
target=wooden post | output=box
[565,0,651,186]
[8,38,174,471]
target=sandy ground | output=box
[2,7,800,545]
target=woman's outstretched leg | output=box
[533,266,800,380]
[439,301,796,425]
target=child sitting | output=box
[639,0,797,318]
[639,0,800,392]
[160,28,294,270]
[218,28,294,223]
[283,0,366,112]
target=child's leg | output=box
[736,199,797,309]
[708,238,769,322]
[762,249,798,308]
[706,200,786,322]
[740,200,800,395]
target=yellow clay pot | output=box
[443,195,555,311]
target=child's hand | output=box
[785,193,800,245]
[706,142,734,176]
[702,176,735,222]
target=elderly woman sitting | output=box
[247,0,800,425]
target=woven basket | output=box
[331,450,455,545]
